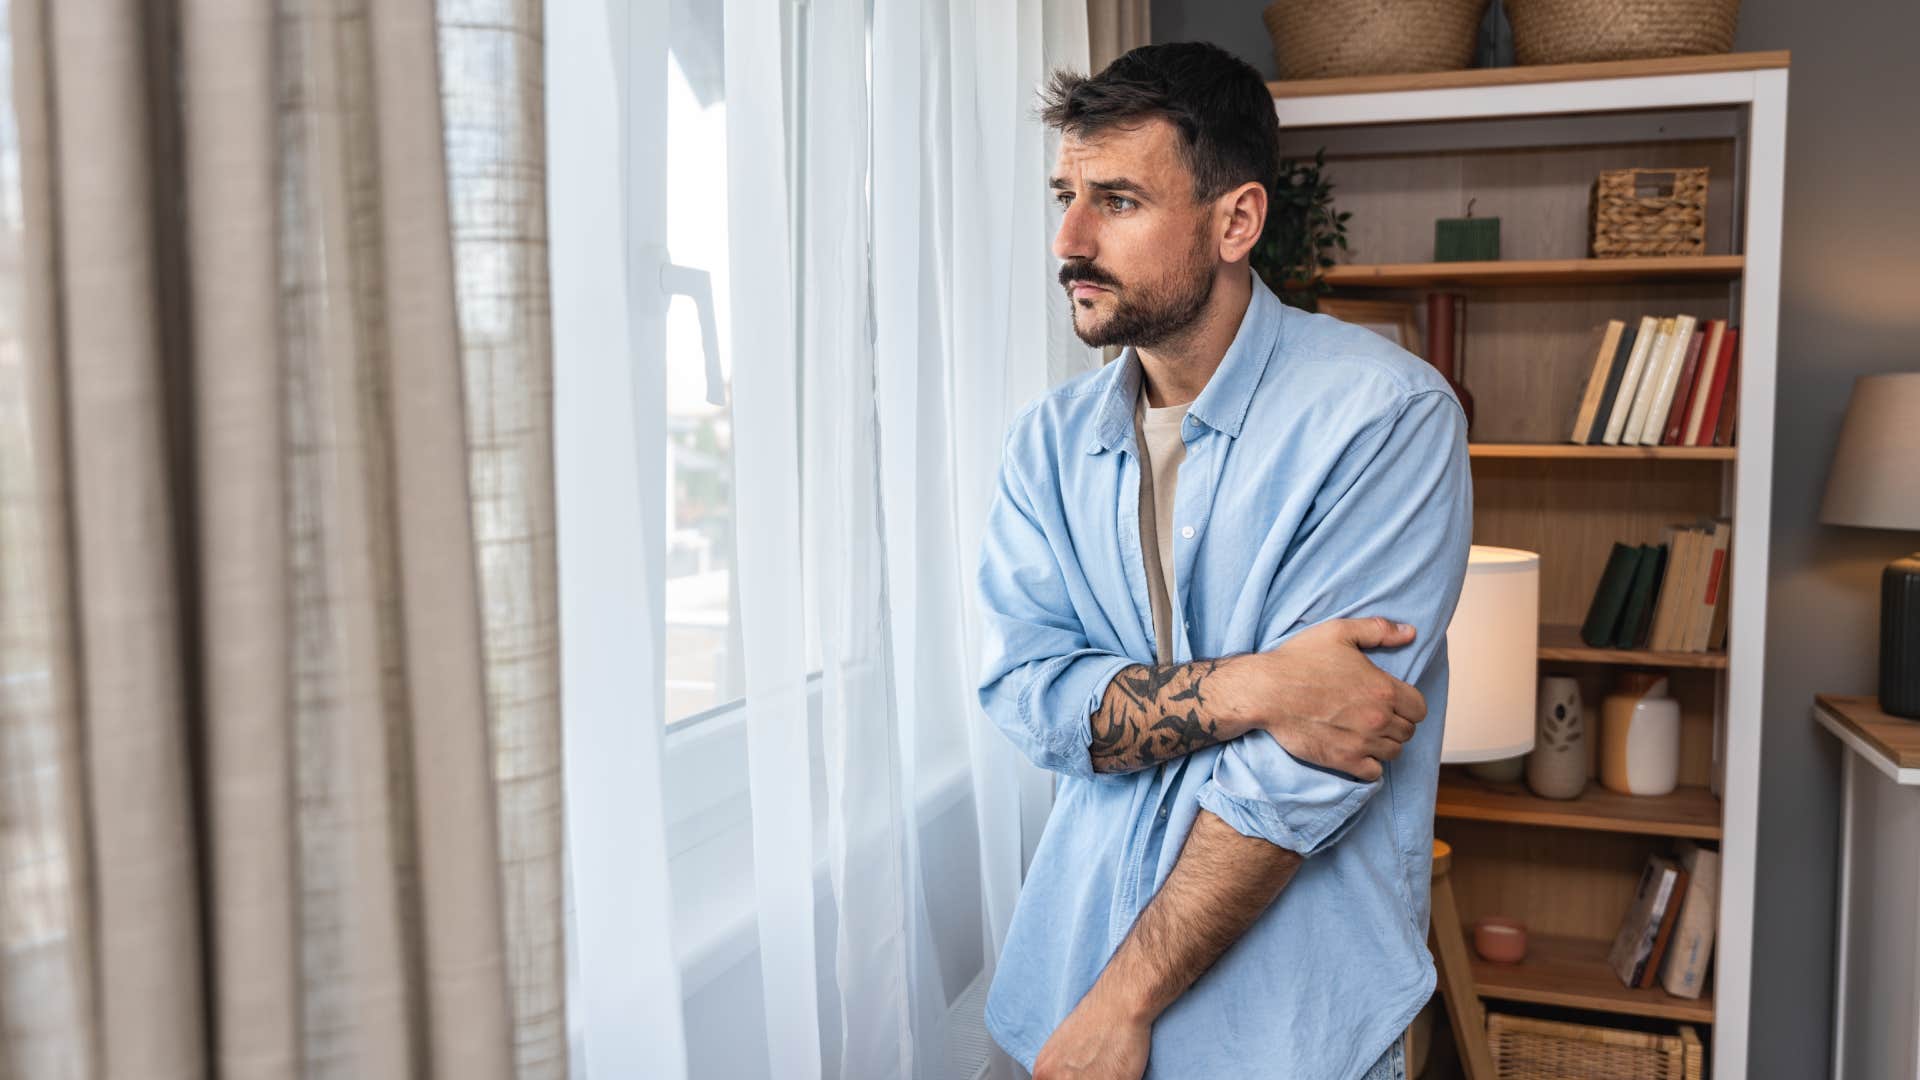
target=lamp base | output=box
[1885,553,1920,719]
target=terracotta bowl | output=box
[1472,917,1528,964]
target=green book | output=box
[1614,543,1668,649]
[1582,542,1643,647]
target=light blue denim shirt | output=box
[975,268,1473,1080]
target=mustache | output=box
[1058,260,1120,291]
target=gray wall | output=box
[1148,3,1920,1077]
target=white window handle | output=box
[658,258,727,407]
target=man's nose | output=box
[1052,199,1095,262]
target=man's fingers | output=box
[1391,678,1427,724]
[1340,615,1417,649]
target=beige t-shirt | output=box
[1133,385,1189,664]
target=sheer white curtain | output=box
[552,1,1093,1077]
[731,2,1094,1080]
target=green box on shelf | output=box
[1435,215,1500,262]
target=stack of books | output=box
[1567,316,1740,446]
[1608,843,1720,996]
[1580,517,1732,652]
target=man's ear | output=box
[1218,180,1267,263]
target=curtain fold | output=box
[0,2,564,1077]
[723,2,1095,1078]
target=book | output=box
[1680,320,1728,445]
[1608,853,1689,988]
[1614,542,1666,649]
[1601,316,1660,445]
[1659,327,1706,446]
[1711,343,1740,447]
[1696,327,1738,446]
[1626,540,1669,649]
[1586,321,1639,445]
[1704,521,1734,652]
[1684,518,1732,652]
[1581,542,1643,647]
[1570,320,1628,443]
[1660,841,1722,1000]
[1647,526,1696,653]
[1618,317,1674,445]
[1636,314,1698,445]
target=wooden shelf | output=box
[1269,50,1789,99]
[1437,769,1721,840]
[1309,255,1744,288]
[1470,443,1736,461]
[1538,623,1728,670]
[1471,931,1715,1024]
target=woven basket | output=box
[1262,0,1490,81]
[1591,167,1709,257]
[1489,1014,1703,1080]
[1507,0,1740,66]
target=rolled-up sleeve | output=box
[1196,388,1473,856]
[975,431,1135,783]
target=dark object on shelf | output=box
[1262,0,1491,81]
[1883,554,1920,718]
[1506,0,1739,66]
[1424,291,1475,429]
[1591,168,1708,257]
[1436,199,1501,262]
[1251,148,1349,313]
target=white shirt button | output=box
[1180,525,1195,539]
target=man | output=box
[973,43,1473,1080]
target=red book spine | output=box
[1695,328,1738,446]
[1713,348,1740,446]
[1661,329,1706,445]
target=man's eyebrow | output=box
[1048,176,1151,197]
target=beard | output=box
[1059,225,1216,350]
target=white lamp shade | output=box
[1819,372,1920,531]
[1443,545,1539,763]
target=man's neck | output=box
[1135,266,1254,409]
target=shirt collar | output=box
[1087,267,1287,455]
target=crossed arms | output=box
[976,389,1472,1078]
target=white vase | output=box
[1601,672,1680,797]
[1525,675,1586,800]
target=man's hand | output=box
[1219,616,1427,781]
[1030,991,1152,1080]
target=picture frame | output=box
[1315,298,1423,358]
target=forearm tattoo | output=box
[1089,659,1234,773]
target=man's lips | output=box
[1069,282,1110,298]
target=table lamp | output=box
[1445,545,1541,767]
[1819,372,1920,718]
[1426,544,1540,1080]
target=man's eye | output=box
[1054,191,1073,207]
[1106,195,1135,212]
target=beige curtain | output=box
[1087,0,1150,71]
[0,1,564,1078]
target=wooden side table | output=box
[1813,694,1920,1079]
[1431,838,1496,1080]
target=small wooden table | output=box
[1431,838,1497,1080]
[1813,694,1920,1079]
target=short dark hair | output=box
[1038,42,1281,204]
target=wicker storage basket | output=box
[1591,167,1708,257]
[1262,0,1490,81]
[1488,1013,1703,1080]
[1506,0,1740,66]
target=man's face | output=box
[1050,117,1219,350]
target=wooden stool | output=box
[1430,839,1496,1080]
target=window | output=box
[663,35,742,724]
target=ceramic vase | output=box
[1600,670,1680,796]
[1525,674,1587,800]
